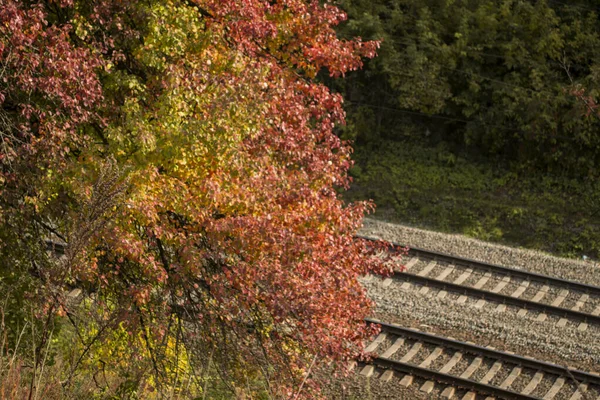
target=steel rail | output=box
[356,234,600,295]
[367,319,600,387]
[393,271,600,324]
[372,356,540,400]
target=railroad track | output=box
[358,235,600,330]
[359,319,600,400]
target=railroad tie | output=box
[462,391,477,400]
[537,313,548,322]
[593,304,600,316]
[439,351,463,374]
[572,294,590,331]
[556,318,568,328]
[400,282,412,290]
[441,387,456,398]
[399,374,414,387]
[521,371,544,395]
[480,361,503,384]
[418,347,443,393]
[436,265,455,281]
[365,333,387,352]
[385,257,417,286]
[380,337,405,358]
[437,352,463,398]
[379,370,394,382]
[474,272,492,289]
[548,289,570,326]
[510,281,530,298]
[459,357,483,379]
[491,276,511,293]
[403,257,420,272]
[542,377,565,400]
[419,380,436,394]
[536,286,552,321]
[419,347,443,368]
[551,289,569,307]
[568,383,588,400]
[398,342,423,387]
[474,272,493,308]
[571,294,589,312]
[462,361,503,400]
[417,261,437,277]
[532,285,551,319]
[438,290,448,299]
[531,285,550,302]
[499,366,522,389]
[453,268,473,285]
[475,298,487,308]
[347,360,357,371]
[399,342,422,363]
[359,364,376,378]
[378,338,407,382]
[360,333,388,377]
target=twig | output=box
[291,354,318,400]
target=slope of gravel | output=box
[319,367,445,400]
[341,218,600,398]
[363,277,600,371]
[359,218,600,287]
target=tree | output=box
[336,0,600,175]
[0,0,390,397]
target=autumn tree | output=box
[0,0,389,397]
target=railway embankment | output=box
[332,219,600,399]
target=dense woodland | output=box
[334,0,600,258]
[0,0,599,399]
[337,0,600,173]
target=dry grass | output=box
[0,320,97,400]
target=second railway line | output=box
[359,235,600,330]
[354,222,600,398]
[358,320,600,400]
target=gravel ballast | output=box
[364,276,600,369]
[326,219,600,399]
[359,218,600,287]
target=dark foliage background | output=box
[331,0,600,258]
